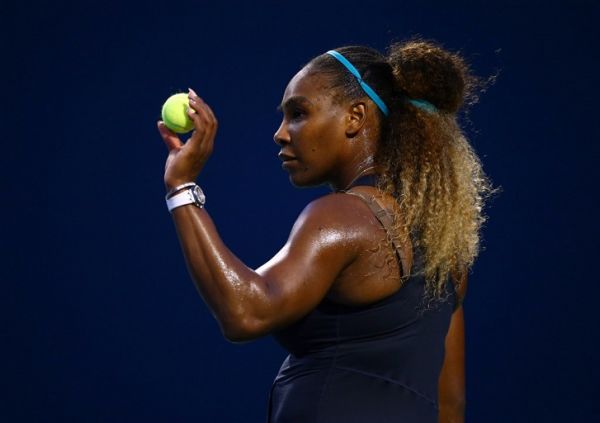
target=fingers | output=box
[159,89,216,188]
[186,88,218,157]
[188,88,218,131]
[157,121,183,151]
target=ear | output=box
[345,102,367,137]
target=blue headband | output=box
[326,50,438,115]
[327,50,389,116]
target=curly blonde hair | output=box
[309,38,497,303]
[378,40,496,302]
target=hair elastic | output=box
[326,50,389,116]
[326,50,438,115]
[407,98,438,114]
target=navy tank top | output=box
[267,175,457,422]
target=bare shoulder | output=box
[278,191,384,277]
[248,192,383,334]
[290,191,380,239]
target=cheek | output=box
[294,116,341,168]
[306,122,336,155]
[309,128,340,163]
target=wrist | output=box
[166,182,197,199]
[165,177,197,189]
[165,184,206,213]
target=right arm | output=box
[168,194,362,342]
[157,90,363,342]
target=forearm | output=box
[438,305,466,423]
[170,204,265,339]
[438,401,465,423]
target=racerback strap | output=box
[343,190,413,279]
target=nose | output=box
[273,120,290,145]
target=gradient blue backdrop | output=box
[3,0,599,421]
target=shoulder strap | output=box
[344,190,413,278]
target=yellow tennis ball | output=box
[161,93,195,133]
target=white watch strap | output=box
[166,189,195,212]
[166,182,196,199]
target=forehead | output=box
[282,67,331,103]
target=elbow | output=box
[220,315,268,343]
[222,327,256,343]
[216,286,276,343]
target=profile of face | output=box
[274,67,350,188]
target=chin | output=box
[288,172,327,189]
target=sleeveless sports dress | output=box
[266,175,458,422]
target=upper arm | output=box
[242,194,364,338]
[450,268,468,312]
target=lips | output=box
[278,152,297,162]
[278,152,299,170]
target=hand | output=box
[157,88,218,191]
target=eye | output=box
[289,108,306,121]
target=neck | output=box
[330,129,380,191]
[331,164,379,192]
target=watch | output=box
[165,185,205,213]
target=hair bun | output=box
[387,39,475,114]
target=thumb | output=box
[157,121,183,151]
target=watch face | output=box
[192,186,206,205]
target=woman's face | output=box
[274,67,349,188]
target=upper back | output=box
[322,181,412,306]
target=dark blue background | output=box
[3,0,599,421]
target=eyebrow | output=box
[277,96,312,112]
